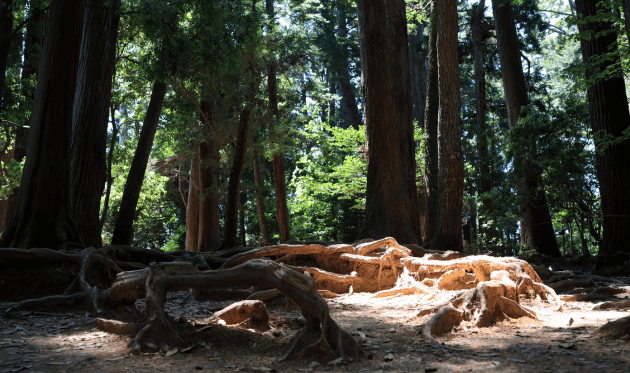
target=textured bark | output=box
[492,0,560,257]
[434,0,464,251]
[253,152,270,246]
[223,109,252,250]
[71,0,121,248]
[421,1,439,244]
[471,0,495,240]
[357,0,419,244]
[408,17,428,126]
[239,192,246,247]
[111,79,167,245]
[0,0,13,107]
[576,0,630,254]
[0,0,85,249]
[185,153,200,252]
[197,100,221,252]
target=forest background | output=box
[0,0,628,259]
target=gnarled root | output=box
[130,260,362,363]
[597,316,630,339]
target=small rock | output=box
[195,365,204,370]
[384,353,395,361]
[568,318,574,326]
[425,367,438,372]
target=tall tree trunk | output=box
[0,0,85,249]
[197,100,222,252]
[185,153,200,252]
[408,9,428,126]
[334,4,362,131]
[471,0,495,241]
[239,192,246,247]
[434,0,464,251]
[70,0,120,248]
[111,79,167,245]
[253,151,270,246]
[621,0,630,47]
[266,0,290,243]
[0,126,27,232]
[0,0,14,108]
[357,0,419,244]
[576,0,630,255]
[222,109,252,250]
[421,0,439,244]
[492,0,561,257]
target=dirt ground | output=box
[1,261,629,373]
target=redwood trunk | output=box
[0,0,85,249]
[111,79,167,245]
[71,0,121,248]
[0,0,14,106]
[434,0,464,251]
[576,0,630,254]
[223,109,252,250]
[471,0,495,240]
[185,153,200,252]
[357,0,419,244]
[492,0,560,257]
[253,152,270,246]
[197,100,221,252]
[421,0,439,244]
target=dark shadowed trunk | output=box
[471,0,495,241]
[420,0,439,244]
[408,11,427,126]
[0,126,27,232]
[185,153,200,252]
[0,0,84,249]
[253,151,270,246]
[0,0,14,107]
[576,0,630,254]
[222,109,252,250]
[357,0,419,244]
[621,0,630,48]
[492,0,560,257]
[111,79,167,245]
[70,0,120,248]
[434,0,464,251]
[240,192,246,247]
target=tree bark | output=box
[471,0,495,241]
[408,9,428,126]
[253,151,270,246]
[111,79,167,245]
[266,0,290,244]
[357,0,419,244]
[185,153,200,252]
[434,0,464,251]
[223,109,252,250]
[421,0,439,244]
[492,0,561,257]
[0,0,85,249]
[240,192,246,247]
[0,0,14,108]
[576,0,630,254]
[71,0,121,248]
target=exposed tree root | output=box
[592,300,630,311]
[547,277,595,294]
[597,316,630,339]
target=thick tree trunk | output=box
[253,151,270,246]
[0,0,14,107]
[71,0,121,248]
[621,0,630,48]
[185,153,200,252]
[421,0,439,244]
[357,0,419,244]
[492,0,561,257]
[0,0,85,249]
[240,192,246,247]
[471,0,495,241]
[111,79,167,245]
[223,109,252,250]
[576,0,630,254]
[434,0,464,251]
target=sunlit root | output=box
[592,300,630,311]
[210,300,270,331]
[423,306,464,340]
[130,260,362,363]
[547,277,595,294]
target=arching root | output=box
[129,260,362,363]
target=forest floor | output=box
[1,258,629,373]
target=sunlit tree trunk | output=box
[185,153,200,252]
[253,151,270,246]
